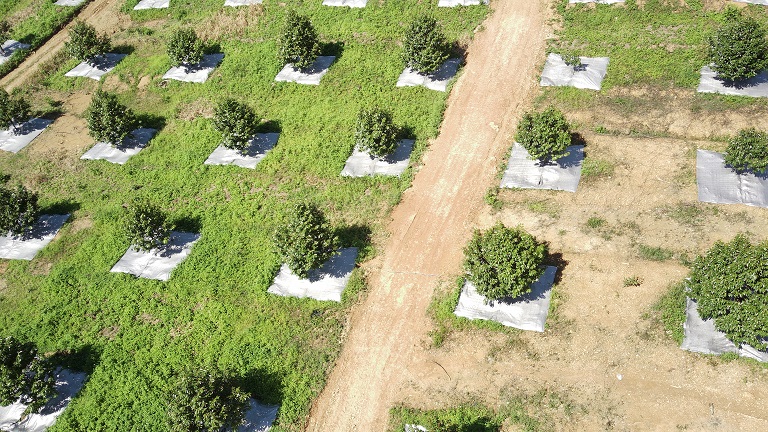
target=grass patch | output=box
[580,157,614,181]
[623,276,642,287]
[637,244,674,261]
[651,281,687,344]
[526,199,560,219]
[657,202,717,227]
[586,216,605,229]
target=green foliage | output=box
[355,107,398,158]
[86,90,136,146]
[0,20,11,55]
[623,276,642,287]
[167,28,204,70]
[708,8,768,82]
[514,107,571,164]
[278,10,320,71]
[403,15,450,75]
[586,216,605,229]
[0,184,39,237]
[653,282,688,345]
[0,336,55,414]
[580,158,614,181]
[688,235,768,349]
[0,88,30,134]
[213,99,259,154]
[637,244,673,261]
[64,21,111,66]
[560,52,582,69]
[167,367,249,432]
[390,405,501,432]
[724,128,768,174]
[125,199,173,252]
[463,223,546,301]
[273,202,339,279]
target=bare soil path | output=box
[305,1,550,430]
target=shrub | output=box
[125,199,173,252]
[514,107,571,164]
[86,90,136,146]
[0,89,31,134]
[463,223,547,301]
[64,21,111,66]
[402,15,450,75]
[273,202,339,279]
[0,21,11,55]
[167,367,249,432]
[708,8,768,82]
[724,128,768,174]
[688,235,768,350]
[278,10,320,71]
[167,28,204,71]
[354,107,398,158]
[560,52,582,69]
[0,184,39,237]
[0,336,56,414]
[213,99,259,154]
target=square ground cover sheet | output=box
[0,214,70,260]
[322,0,367,7]
[225,0,262,5]
[134,0,169,9]
[500,143,584,192]
[111,231,200,281]
[163,53,224,83]
[238,400,279,432]
[204,133,279,169]
[64,53,127,80]
[81,128,157,164]
[53,0,87,5]
[0,118,53,153]
[540,53,609,91]
[396,58,460,92]
[267,248,358,302]
[454,266,557,332]
[696,150,768,208]
[275,56,336,85]
[0,40,30,65]
[341,139,414,177]
[697,66,768,97]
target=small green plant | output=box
[708,7,768,82]
[273,202,339,279]
[586,216,606,229]
[724,128,768,174]
[580,158,614,181]
[64,21,111,66]
[402,15,450,75]
[560,52,582,69]
[464,223,547,302]
[167,367,249,432]
[213,99,259,154]
[86,90,136,146]
[0,89,30,134]
[514,107,571,164]
[125,199,173,252]
[637,244,673,261]
[354,107,398,158]
[278,10,320,71]
[0,21,11,55]
[623,276,642,287]
[0,336,55,415]
[0,184,39,237]
[167,28,204,71]
[484,187,502,211]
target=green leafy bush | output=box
[0,21,11,55]
[402,15,450,75]
[64,21,111,66]
[708,8,768,82]
[125,199,173,252]
[463,223,547,301]
[0,336,55,414]
[213,99,259,154]
[0,89,31,134]
[273,202,339,279]
[167,367,249,432]
[278,10,320,71]
[354,107,398,158]
[167,28,204,71]
[560,52,582,69]
[0,184,39,237]
[724,128,768,174]
[688,235,768,349]
[86,90,136,146]
[514,107,571,164]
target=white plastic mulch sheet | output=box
[53,0,86,6]
[453,266,557,332]
[267,247,358,302]
[396,58,460,92]
[438,0,485,6]
[0,118,53,153]
[733,0,768,6]
[274,56,336,85]
[0,369,87,432]
[80,128,157,165]
[681,298,768,362]
[64,53,126,81]
[237,399,279,432]
[540,53,609,91]
[696,150,768,208]
[568,0,623,3]
[162,53,224,83]
[111,231,200,281]
[204,133,279,169]
[133,0,169,9]
[322,0,367,7]
[500,143,584,192]
[697,66,768,97]
[225,0,262,5]
[0,214,70,261]
[404,425,428,432]
[0,40,30,65]
[341,139,414,177]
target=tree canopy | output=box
[402,15,450,75]
[273,202,339,279]
[514,107,571,164]
[708,8,768,82]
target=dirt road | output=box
[305,1,550,430]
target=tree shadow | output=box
[397,124,417,140]
[49,343,101,374]
[257,119,282,134]
[238,367,284,405]
[449,40,467,61]
[544,251,568,285]
[334,224,371,250]
[205,42,222,55]
[110,44,135,56]
[135,113,166,131]
[43,200,80,215]
[322,41,345,60]
[570,131,587,147]
[173,215,202,233]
